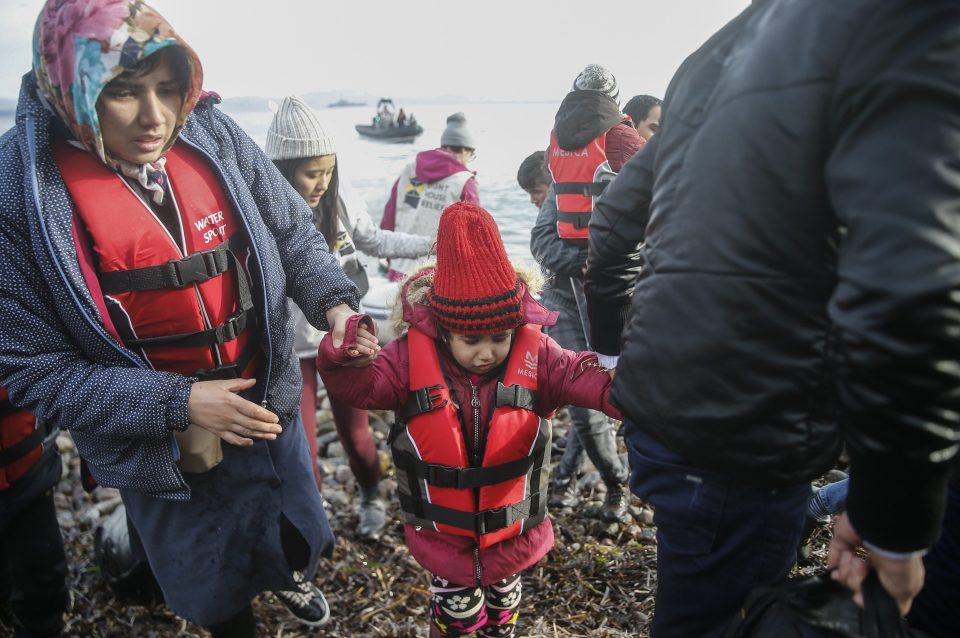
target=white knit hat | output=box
[265,96,336,160]
[572,64,619,102]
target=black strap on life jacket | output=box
[393,449,535,490]
[125,305,253,349]
[398,492,538,535]
[123,242,256,349]
[554,181,609,198]
[192,334,262,381]
[496,382,538,412]
[0,429,43,467]
[556,210,592,229]
[399,384,449,421]
[98,235,247,293]
[0,400,16,419]
[525,418,551,525]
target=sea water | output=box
[0,99,560,268]
[221,100,558,267]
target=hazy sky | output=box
[1,0,750,102]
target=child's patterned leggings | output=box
[429,573,522,637]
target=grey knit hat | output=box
[265,95,336,160]
[572,64,619,102]
[440,112,476,149]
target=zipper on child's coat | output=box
[470,380,483,585]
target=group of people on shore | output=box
[2,1,959,638]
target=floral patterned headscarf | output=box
[32,0,203,185]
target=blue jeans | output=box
[807,478,849,521]
[626,423,811,638]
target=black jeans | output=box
[1,489,68,637]
[908,479,960,638]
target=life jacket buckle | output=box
[171,248,228,287]
[426,464,462,489]
[217,311,247,343]
[476,505,508,535]
[414,384,447,413]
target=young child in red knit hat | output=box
[317,201,622,638]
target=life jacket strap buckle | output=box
[496,383,538,412]
[426,464,463,489]
[172,248,229,287]
[401,384,448,420]
[217,312,245,342]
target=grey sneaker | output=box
[274,571,330,627]
[358,496,387,539]
[548,476,579,509]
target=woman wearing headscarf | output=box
[0,1,377,635]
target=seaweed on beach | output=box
[6,406,833,638]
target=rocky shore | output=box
[2,395,832,637]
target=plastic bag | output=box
[723,572,929,638]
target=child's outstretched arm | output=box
[535,333,623,421]
[316,320,409,412]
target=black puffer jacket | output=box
[585,0,960,553]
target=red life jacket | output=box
[0,386,44,490]
[547,127,620,242]
[391,324,552,550]
[53,141,260,379]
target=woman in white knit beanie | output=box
[266,96,431,540]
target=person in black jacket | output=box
[584,1,960,636]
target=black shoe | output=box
[274,571,330,627]
[601,483,630,523]
[548,476,579,509]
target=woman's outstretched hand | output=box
[188,377,281,446]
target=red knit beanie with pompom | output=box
[427,202,523,335]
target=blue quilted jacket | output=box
[0,74,359,500]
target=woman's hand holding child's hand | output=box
[325,304,380,367]
[345,320,379,367]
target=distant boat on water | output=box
[355,97,423,143]
[328,97,366,108]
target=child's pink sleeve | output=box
[535,334,622,421]
[316,331,410,412]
